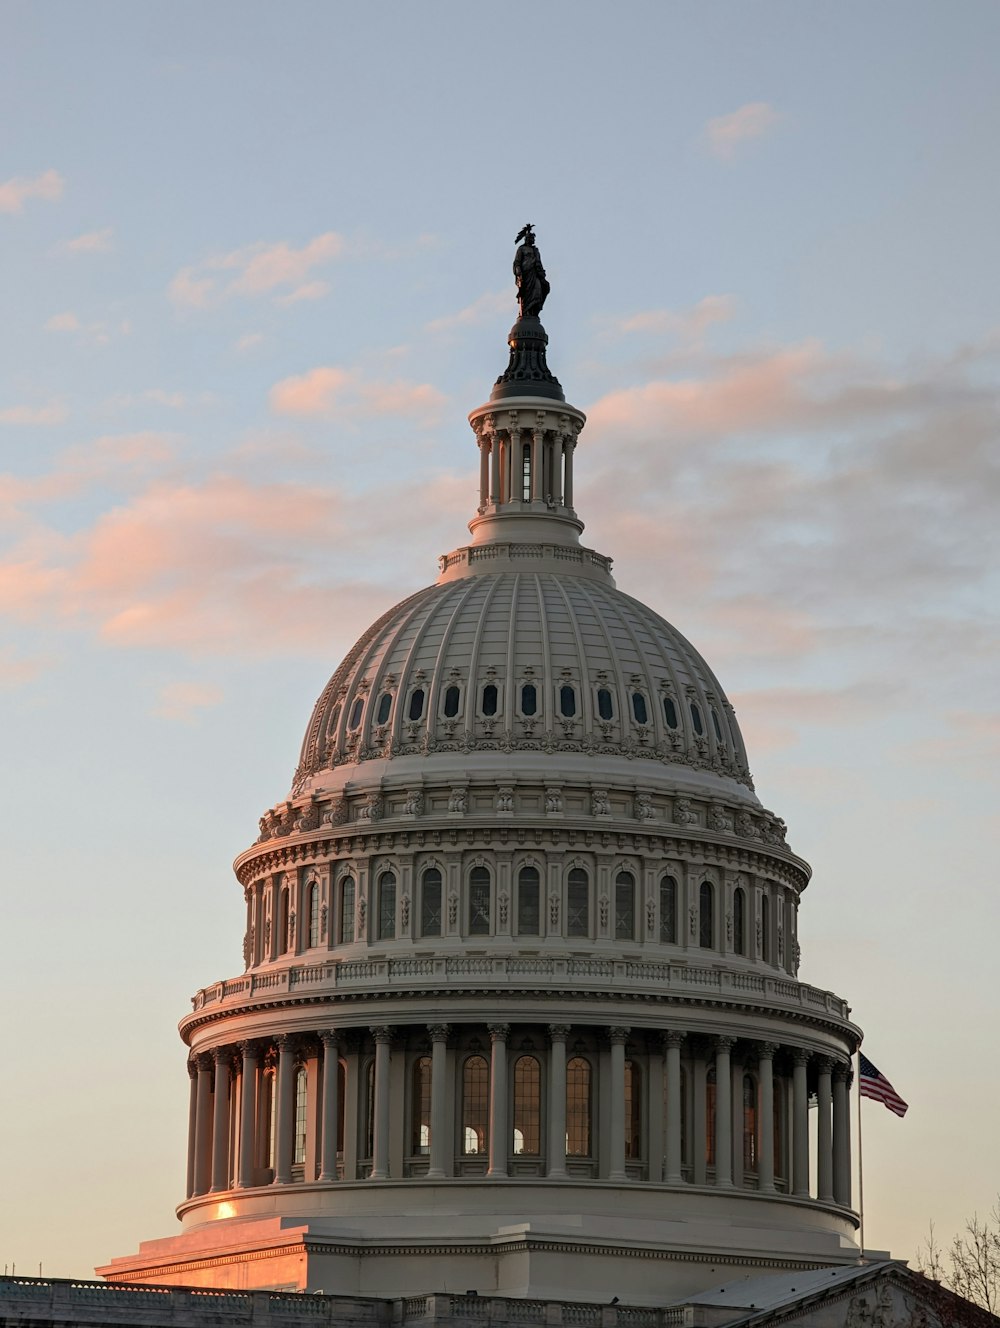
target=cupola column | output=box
[370,1027,394,1180]
[274,1036,296,1184]
[608,1027,630,1182]
[757,1042,778,1193]
[185,1061,198,1199]
[547,1025,569,1178]
[816,1056,834,1203]
[563,436,575,510]
[478,436,490,509]
[792,1051,810,1197]
[210,1047,231,1192]
[427,1024,450,1179]
[713,1037,735,1187]
[318,1032,341,1182]
[237,1041,260,1188]
[531,430,544,503]
[487,1024,510,1178]
[833,1063,852,1207]
[193,1053,213,1196]
[663,1031,684,1184]
[490,427,501,505]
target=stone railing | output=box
[439,543,613,575]
[189,956,852,1023]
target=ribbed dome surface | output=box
[293,570,752,794]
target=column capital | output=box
[833,1061,853,1085]
[237,1039,261,1061]
[757,1041,780,1060]
[428,1023,450,1043]
[792,1048,811,1067]
[196,1051,214,1072]
[275,1033,296,1055]
[816,1054,835,1075]
[488,1023,510,1043]
[320,1030,341,1052]
[370,1025,394,1045]
[607,1025,630,1046]
[662,1030,685,1050]
[714,1035,737,1054]
[188,1057,198,1079]
[548,1024,571,1042]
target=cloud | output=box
[608,295,738,343]
[0,402,68,426]
[64,227,113,253]
[425,291,511,334]
[45,312,81,332]
[169,232,345,308]
[235,332,264,354]
[276,281,330,305]
[269,365,446,424]
[0,169,64,214]
[704,102,780,158]
[152,681,224,723]
[0,646,49,690]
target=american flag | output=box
[859,1053,908,1117]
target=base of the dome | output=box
[100,1181,860,1302]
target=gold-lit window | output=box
[743,1073,758,1171]
[566,1057,592,1157]
[513,1056,541,1155]
[411,1056,432,1155]
[462,1055,489,1155]
[293,1067,308,1165]
[624,1060,642,1160]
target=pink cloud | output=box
[425,291,511,334]
[0,402,68,426]
[276,281,330,306]
[0,168,64,214]
[609,295,737,342]
[152,681,224,723]
[0,646,49,690]
[64,227,113,253]
[269,365,446,423]
[170,232,345,307]
[704,102,780,158]
[45,312,81,332]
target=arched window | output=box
[521,683,537,716]
[625,1060,642,1160]
[597,688,614,721]
[742,1073,758,1171]
[349,697,364,729]
[690,702,704,736]
[711,707,724,743]
[513,1055,541,1155]
[278,886,290,953]
[522,441,532,500]
[264,1068,277,1169]
[293,1066,308,1165]
[421,868,442,937]
[408,688,425,722]
[482,683,498,716]
[411,1056,432,1155]
[631,692,648,724]
[699,881,714,949]
[336,1059,346,1154]
[761,893,771,963]
[773,1078,785,1180]
[566,1057,592,1156]
[339,877,355,944]
[559,685,576,717]
[567,868,589,938]
[443,685,461,718]
[517,866,540,935]
[659,874,677,944]
[733,886,745,956]
[469,866,491,936]
[307,881,320,948]
[615,871,635,940]
[364,1060,375,1159]
[378,871,396,940]
[705,1065,716,1167]
[663,695,679,729]
[462,1055,489,1155]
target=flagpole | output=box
[856,1048,865,1261]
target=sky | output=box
[1,0,998,1283]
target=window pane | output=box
[513,1056,541,1155]
[699,881,713,949]
[663,695,678,729]
[705,1068,716,1167]
[566,1058,591,1156]
[349,698,364,729]
[567,868,589,938]
[408,688,425,721]
[690,702,704,736]
[379,871,396,940]
[659,875,676,944]
[340,878,355,943]
[469,866,491,936]
[462,1056,489,1155]
[559,685,576,717]
[597,688,613,720]
[615,872,634,940]
[444,685,460,718]
[711,707,724,743]
[294,1067,308,1165]
[421,868,442,937]
[522,442,531,501]
[631,693,648,724]
[308,881,320,948]
[411,1057,432,1155]
[376,693,392,725]
[482,684,498,716]
[761,893,770,963]
[279,887,290,953]
[365,1061,375,1158]
[517,866,540,935]
[625,1061,642,1160]
[521,683,537,716]
[733,887,745,955]
[743,1074,758,1171]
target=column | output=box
[428,1024,449,1179]
[608,1027,629,1182]
[548,1025,569,1178]
[792,1050,810,1197]
[210,1047,231,1191]
[563,439,575,510]
[730,1056,743,1189]
[193,1052,213,1196]
[833,1062,852,1207]
[757,1042,777,1193]
[816,1055,834,1202]
[237,1041,260,1188]
[553,438,564,506]
[713,1037,734,1187]
[319,1032,341,1182]
[479,438,490,508]
[185,1060,198,1199]
[274,1035,295,1184]
[370,1026,393,1180]
[531,431,544,503]
[663,1032,683,1184]
[487,1024,509,1178]
[490,431,501,505]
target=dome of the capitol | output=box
[100,230,863,1305]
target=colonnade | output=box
[184,1023,853,1214]
[476,424,577,511]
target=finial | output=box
[513,224,550,318]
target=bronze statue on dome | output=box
[513,223,550,318]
